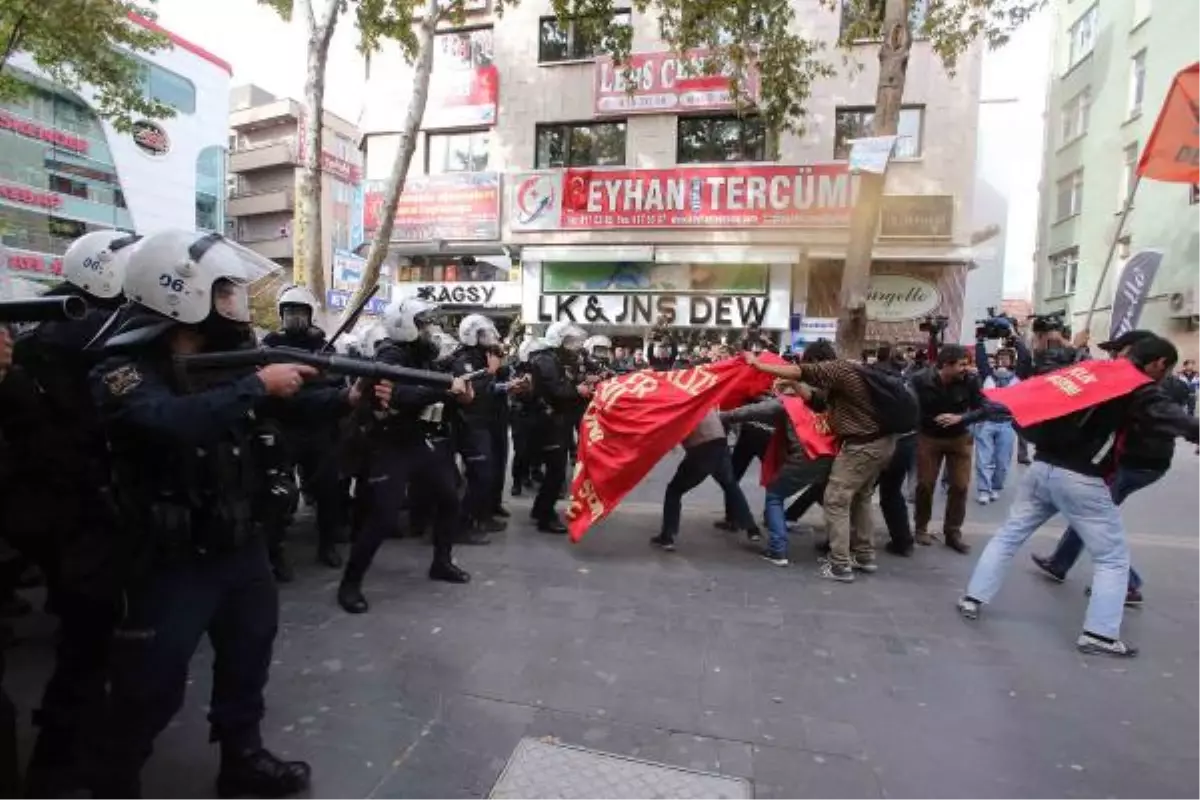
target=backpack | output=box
[856,364,919,435]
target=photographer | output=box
[973,311,1026,503]
[1020,309,1090,379]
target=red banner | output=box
[1136,62,1199,184]
[594,49,759,116]
[566,356,779,541]
[364,172,500,242]
[761,395,838,487]
[509,164,856,232]
[294,113,363,184]
[983,359,1152,428]
[425,64,499,128]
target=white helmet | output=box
[382,297,441,343]
[277,283,318,332]
[544,321,586,350]
[518,337,551,362]
[62,230,142,299]
[278,284,317,313]
[334,332,361,356]
[458,313,500,347]
[583,335,612,359]
[123,229,276,324]
[361,323,389,356]
[432,331,460,361]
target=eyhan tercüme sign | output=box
[508,164,858,232]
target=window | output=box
[1048,249,1079,296]
[195,145,226,231]
[1067,5,1098,68]
[1128,50,1146,118]
[677,115,767,163]
[833,106,924,159]
[137,60,196,114]
[1055,170,1084,220]
[535,122,626,167]
[839,0,929,40]
[434,27,494,72]
[427,130,490,173]
[1060,88,1091,144]
[1119,143,1139,209]
[538,10,631,63]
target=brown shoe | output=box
[915,531,935,546]
[944,534,971,554]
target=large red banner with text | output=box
[593,49,759,116]
[983,359,1152,428]
[566,357,779,541]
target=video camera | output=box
[1029,308,1069,335]
[917,315,949,335]
[974,307,1019,341]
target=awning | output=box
[520,245,802,264]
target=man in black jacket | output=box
[958,335,1198,657]
[910,344,990,553]
[450,314,508,540]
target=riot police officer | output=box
[337,298,472,615]
[450,314,507,538]
[582,335,615,379]
[87,229,354,797]
[261,284,347,577]
[5,230,139,796]
[528,322,591,533]
[509,337,547,498]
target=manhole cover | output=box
[489,737,752,799]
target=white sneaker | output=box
[989,491,1001,502]
[1076,633,1139,658]
[976,494,991,505]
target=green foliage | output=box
[0,0,174,132]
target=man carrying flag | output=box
[957,335,1199,657]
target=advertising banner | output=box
[349,181,365,249]
[508,164,857,232]
[1108,249,1163,340]
[332,249,367,292]
[365,172,500,241]
[593,49,758,116]
[425,64,499,129]
[295,111,363,184]
[326,289,388,316]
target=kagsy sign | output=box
[594,49,759,116]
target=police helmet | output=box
[62,230,142,300]
[382,297,442,343]
[518,337,551,362]
[544,321,586,350]
[361,323,390,357]
[432,331,461,361]
[277,284,318,332]
[458,313,500,347]
[583,335,612,361]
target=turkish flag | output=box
[563,170,592,212]
[565,355,780,541]
[760,395,839,487]
[1136,62,1199,184]
[983,359,1152,428]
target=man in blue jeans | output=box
[1031,329,1187,604]
[973,343,1020,504]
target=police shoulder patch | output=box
[103,364,144,397]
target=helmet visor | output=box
[213,278,251,322]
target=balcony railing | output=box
[227,187,294,217]
[228,141,296,173]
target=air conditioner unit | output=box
[1168,288,1198,318]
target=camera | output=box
[974,306,1018,340]
[917,315,949,334]
[1029,309,1068,335]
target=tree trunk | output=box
[293,0,340,310]
[835,0,912,357]
[340,0,440,326]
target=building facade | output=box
[357,0,983,346]
[1033,0,1199,358]
[227,83,364,311]
[1,14,231,286]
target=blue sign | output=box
[349,182,365,249]
[326,289,387,316]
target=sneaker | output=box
[956,596,981,620]
[1076,632,1138,658]
[759,550,789,567]
[745,528,764,544]
[851,556,878,574]
[1084,586,1145,607]
[976,493,991,505]
[989,491,1001,502]
[650,535,676,552]
[1031,553,1066,582]
[818,561,854,582]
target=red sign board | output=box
[425,64,499,129]
[0,109,89,153]
[5,248,63,277]
[365,172,500,242]
[294,114,364,184]
[594,50,758,116]
[508,164,857,232]
[0,181,64,211]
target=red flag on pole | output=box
[1136,62,1199,184]
[565,356,780,541]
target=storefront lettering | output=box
[415,284,496,304]
[6,252,63,276]
[582,172,855,216]
[0,182,63,210]
[537,294,770,328]
[0,110,89,153]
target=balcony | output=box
[228,141,296,174]
[238,235,293,261]
[227,188,294,217]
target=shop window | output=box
[535,121,626,168]
[677,115,767,164]
[538,10,630,63]
[427,130,490,174]
[195,145,226,232]
[1048,248,1079,296]
[1055,169,1084,221]
[834,106,923,159]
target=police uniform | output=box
[528,323,588,533]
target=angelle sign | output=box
[866,274,941,321]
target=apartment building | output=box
[1033,0,1199,358]
[357,0,984,344]
[227,84,365,303]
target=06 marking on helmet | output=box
[82,255,105,271]
[158,274,186,293]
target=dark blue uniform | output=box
[528,349,577,530]
[448,345,501,529]
[87,353,346,795]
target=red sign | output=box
[364,172,500,242]
[509,164,857,232]
[131,120,169,155]
[594,49,758,116]
[0,181,63,211]
[294,114,363,184]
[0,109,89,154]
[425,64,499,129]
[5,248,63,277]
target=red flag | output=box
[565,355,779,541]
[1136,63,1199,184]
[983,359,1151,428]
[760,395,838,487]
[563,170,592,212]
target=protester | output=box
[1180,359,1198,416]
[873,345,918,557]
[973,343,1021,504]
[910,344,990,553]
